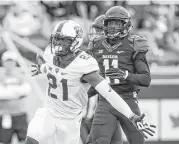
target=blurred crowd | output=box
[0,1,179,66]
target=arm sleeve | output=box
[95,80,134,118]
[126,52,151,87]
[82,72,134,118]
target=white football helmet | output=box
[50,20,83,56]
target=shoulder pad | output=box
[129,35,149,59]
[77,51,99,74]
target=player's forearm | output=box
[95,80,134,118]
[85,95,98,119]
[85,107,95,120]
[126,72,151,87]
[88,94,98,110]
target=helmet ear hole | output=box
[88,15,105,41]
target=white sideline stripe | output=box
[151,79,179,85]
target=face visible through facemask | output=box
[52,35,74,56]
[107,20,124,35]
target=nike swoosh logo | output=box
[117,51,124,54]
[108,88,112,92]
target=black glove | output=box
[130,113,156,139]
[31,54,45,77]
[105,68,128,80]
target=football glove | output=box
[129,114,156,139]
[137,120,156,139]
[31,54,45,77]
[105,68,128,80]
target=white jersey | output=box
[43,47,99,119]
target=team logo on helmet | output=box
[74,26,83,38]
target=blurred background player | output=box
[87,6,156,144]
[0,51,31,144]
[88,14,105,41]
[28,20,147,144]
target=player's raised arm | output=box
[82,71,135,119]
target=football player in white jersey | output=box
[27,20,146,144]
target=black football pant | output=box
[86,95,145,144]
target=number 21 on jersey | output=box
[103,59,120,84]
[47,73,68,101]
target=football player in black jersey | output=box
[86,6,156,144]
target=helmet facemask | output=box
[104,18,132,39]
[50,32,75,57]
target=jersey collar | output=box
[102,40,122,52]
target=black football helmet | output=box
[104,6,132,39]
[89,15,105,41]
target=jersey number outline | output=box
[103,59,120,84]
[47,73,68,101]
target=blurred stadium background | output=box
[0,0,179,144]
